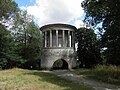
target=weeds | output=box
[77,65,120,86]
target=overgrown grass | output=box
[76,65,120,86]
[0,68,94,90]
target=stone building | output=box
[40,23,77,70]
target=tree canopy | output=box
[0,0,41,69]
[82,0,120,65]
[82,0,120,29]
[0,0,18,23]
[76,27,102,68]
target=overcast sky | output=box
[15,0,85,28]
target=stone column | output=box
[71,31,73,47]
[56,30,58,47]
[50,30,52,47]
[44,31,47,47]
[70,31,71,47]
[68,30,70,47]
[62,30,65,47]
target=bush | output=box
[93,65,120,84]
[76,65,120,85]
[0,58,8,69]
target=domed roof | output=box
[40,23,77,31]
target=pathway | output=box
[49,70,120,90]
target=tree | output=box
[82,0,120,65]
[76,27,102,68]
[0,24,23,69]
[0,24,10,69]
[21,21,41,69]
[0,1,42,69]
[0,0,18,23]
[13,11,41,69]
[0,0,20,69]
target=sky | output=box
[15,0,85,28]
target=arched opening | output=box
[52,59,68,70]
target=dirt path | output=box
[49,70,120,90]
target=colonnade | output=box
[43,30,74,48]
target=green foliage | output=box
[0,0,41,69]
[77,65,120,85]
[94,65,120,78]
[94,65,120,85]
[82,0,120,65]
[0,24,12,69]
[102,28,120,65]
[76,27,102,68]
[21,22,41,69]
[0,1,27,69]
[82,0,120,27]
[13,11,41,69]
[0,24,25,69]
[0,0,18,21]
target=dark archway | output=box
[52,59,68,70]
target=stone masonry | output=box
[40,23,77,70]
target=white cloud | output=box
[74,19,84,28]
[24,0,84,27]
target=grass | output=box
[0,68,94,90]
[76,65,120,86]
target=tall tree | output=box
[0,24,10,69]
[76,27,102,68]
[21,21,41,69]
[82,0,120,65]
[13,11,41,69]
[0,0,19,69]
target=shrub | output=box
[93,65,120,84]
